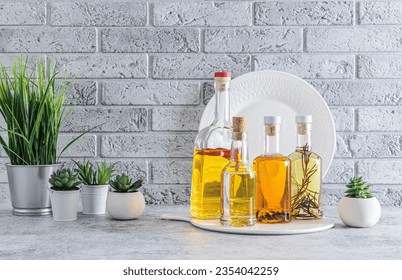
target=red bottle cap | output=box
[214,72,231,78]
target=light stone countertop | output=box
[0,204,401,260]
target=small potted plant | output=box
[106,173,145,220]
[338,177,381,228]
[49,168,81,221]
[73,160,115,215]
[0,56,91,216]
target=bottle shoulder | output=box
[253,154,290,164]
[223,161,254,173]
[195,126,232,149]
[289,150,321,161]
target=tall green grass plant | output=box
[0,56,86,165]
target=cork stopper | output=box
[214,71,231,91]
[296,115,312,135]
[265,116,281,136]
[297,123,311,135]
[233,116,246,140]
[266,124,280,136]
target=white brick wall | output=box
[0,1,401,206]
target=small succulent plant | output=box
[345,177,374,199]
[109,173,142,193]
[49,168,81,191]
[73,160,115,185]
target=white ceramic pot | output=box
[106,191,145,220]
[81,185,109,214]
[338,197,381,228]
[50,189,80,221]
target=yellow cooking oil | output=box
[190,148,230,219]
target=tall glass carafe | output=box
[190,72,232,219]
[253,116,291,223]
[221,117,256,227]
[289,115,323,219]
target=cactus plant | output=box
[49,168,81,191]
[345,177,373,199]
[73,160,116,185]
[109,173,142,193]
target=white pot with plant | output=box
[106,173,145,220]
[74,160,115,215]
[338,177,381,228]
[49,168,81,221]
[0,56,89,216]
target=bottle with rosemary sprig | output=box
[289,115,323,220]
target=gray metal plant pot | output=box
[6,164,61,216]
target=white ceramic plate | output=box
[161,214,335,235]
[199,70,336,177]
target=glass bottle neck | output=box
[296,123,312,151]
[212,88,231,127]
[297,133,311,151]
[264,124,280,154]
[264,134,280,154]
[230,134,249,166]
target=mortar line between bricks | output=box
[354,161,358,177]
[148,54,153,79]
[96,79,102,105]
[334,158,402,161]
[329,105,402,108]
[96,28,102,53]
[354,1,358,26]
[200,29,205,53]
[148,2,153,27]
[85,133,402,139]
[68,77,397,82]
[324,184,401,187]
[354,54,358,79]
[3,24,402,28]
[337,131,402,135]
[251,2,255,27]
[94,136,103,160]
[45,2,51,26]
[64,101,203,109]
[66,24,402,28]
[354,107,358,132]
[6,51,402,55]
[95,131,196,135]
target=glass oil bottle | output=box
[190,72,232,219]
[221,117,256,227]
[253,116,291,223]
[289,115,323,219]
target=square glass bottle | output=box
[289,115,323,219]
[190,72,232,219]
[253,116,291,223]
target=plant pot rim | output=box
[6,163,62,167]
[342,196,377,201]
[109,191,142,194]
[82,184,109,188]
[51,189,80,193]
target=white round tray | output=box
[161,214,334,235]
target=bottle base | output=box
[291,209,323,220]
[190,202,220,220]
[257,210,291,224]
[220,216,256,227]
[191,209,220,220]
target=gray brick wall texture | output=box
[0,1,401,207]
